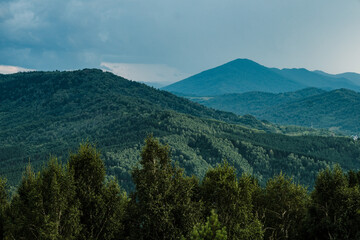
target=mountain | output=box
[271,68,360,91]
[191,88,360,135]
[314,70,360,86]
[162,59,305,96]
[1,70,360,191]
[163,59,360,96]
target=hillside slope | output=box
[1,70,360,191]
[191,88,360,135]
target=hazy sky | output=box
[1,0,360,82]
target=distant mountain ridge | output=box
[191,87,360,135]
[163,59,360,96]
[314,70,360,86]
[272,68,358,91]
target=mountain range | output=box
[1,69,359,191]
[162,59,360,95]
[315,70,360,86]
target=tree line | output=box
[1,136,360,239]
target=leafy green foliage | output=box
[200,162,263,240]
[129,136,200,239]
[1,137,360,240]
[189,210,227,240]
[39,157,81,239]
[6,160,82,239]
[306,166,360,240]
[69,143,127,240]
[0,177,8,240]
[6,165,45,239]
[256,173,309,240]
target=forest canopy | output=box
[1,136,360,240]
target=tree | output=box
[129,135,200,240]
[257,173,308,240]
[69,142,127,240]
[6,159,82,239]
[38,157,81,239]
[0,177,8,240]
[306,165,360,239]
[6,164,44,239]
[189,209,227,240]
[200,162,263,240]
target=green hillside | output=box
[1,70,360,191]
[191,88,326,116]
[191,88,360,135]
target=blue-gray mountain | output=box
[314,70,360,86]
[162,59,360,95]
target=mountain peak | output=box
[225,58,262,67]
[163,59,304,96]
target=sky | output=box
[1,0,360,84]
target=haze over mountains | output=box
[162,58,360,135]
[162,59,360,95]
[1,69,359,191]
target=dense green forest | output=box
[1,70,360,192]
[190,88,360,135]
[1,136,360,240]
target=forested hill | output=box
[191,88,360,135]
[1,69,360,191]
[0,69,280,130]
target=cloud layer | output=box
[101,62,189,86]
[1,0,360,75]
[0,65,34,74]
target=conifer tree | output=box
[129,135,200,240]
[7,164,44,239]
[200,162,263,240]
[38,157,81,239]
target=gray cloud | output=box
[1,0,360,74]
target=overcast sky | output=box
[1,0,360,82]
